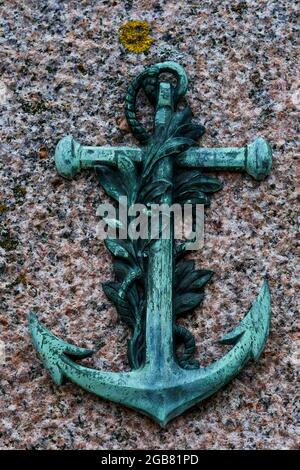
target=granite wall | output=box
[0,0,299,449]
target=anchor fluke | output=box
[219,278,271,360]
[28,313,95,385]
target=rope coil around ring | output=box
[175,325,199,369]
[124,61,189,145]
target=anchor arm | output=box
[166,279,271,424]
[29,313,154,416]
[29,279,271,426]
[28,313,94,385]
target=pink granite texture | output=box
[0,0,299,450]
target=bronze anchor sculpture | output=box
[29,62,272,426]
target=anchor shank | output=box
[145,82,176,371]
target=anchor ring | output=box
[124,61,188,144]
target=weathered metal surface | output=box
[54,136,272,181]
[30,61,272,426]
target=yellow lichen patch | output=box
[0,203,8,215]
[119,20,153,53]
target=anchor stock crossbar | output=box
[55,135,272,182]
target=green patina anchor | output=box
[29,62,272,426]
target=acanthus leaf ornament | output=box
[29,62,272,426]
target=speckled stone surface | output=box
[0,0,299,450]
